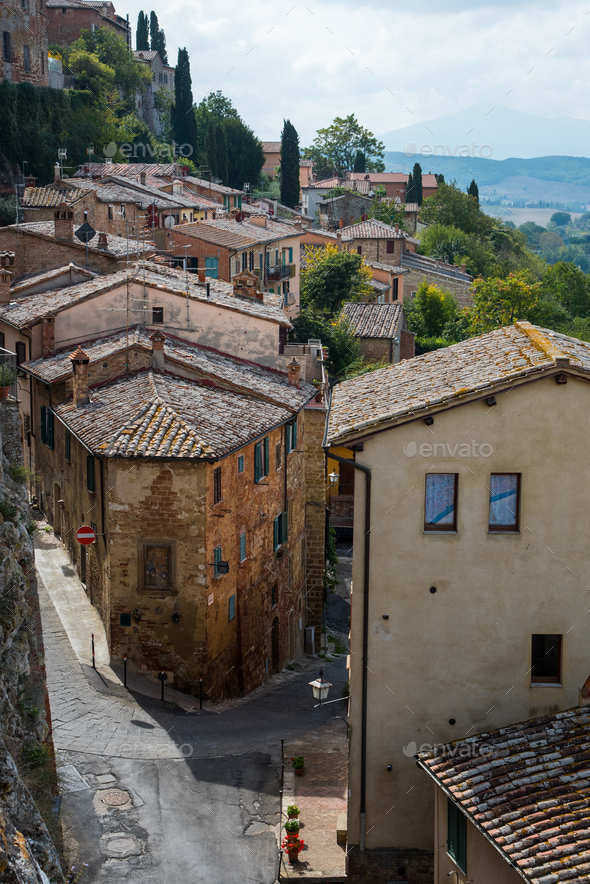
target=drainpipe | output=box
[323,443,371,852]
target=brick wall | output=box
[302,404,326,652]
[347,847,434,884]
[47,6,129,47]
[0,227,123,281]
[168,230,231,280]
[359,338,392,363]
[400,329,415,361]
[0,0,48,86]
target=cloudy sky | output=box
[125,0,590,146]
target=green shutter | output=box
[228,594,236,620]
[447,799,467,873]
[292,419,297,450]
[288,247,293,263]
[285,424,291,455]
[239,533,246,561]
[263,437,269,477]
[280,511,288,545]
[273,517,279,551]
[254,442,261,483]
[214,545,222,576]
[41,406,46,445]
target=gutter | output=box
[323,388,372,852]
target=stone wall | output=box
[0,400,61,882]
[0,0,48,87]
[358,338,392,363]
[400,329,416,361]
[403,268,473,308]
[347,847,434,884]
[0,227,123,282]
[302,404,327,652]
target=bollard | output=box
[199,676,203,710]
[123,654,127,688]
[91,633,95,670]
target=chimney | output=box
[198,267,206,283]
[336,232,342,251]
[97,232,108,250]
[287,358,301,389]
[69,344,90,406]
[42,316,55,358]
[54,163,61,186]
[53,204,74,241]
[394,224,399,233]
[140,171,146,186]
[150,329,165,370]
[25,174,37,189]
[250,215,267,228]
[460,263,467,273]
[0,267,12,305]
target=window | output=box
[282,281,290,296]
[23,45,30,72]
[249,250,254,271]
[254,437,269,483]
[120,204,126,218]
[164,73,168,85]
[0,332,4,348]
[273,511,288,551]
[214,545,224,577]
[3,32,12,63]
[143,543,172,590]
[228,594,236,621]
[447,799,467,872]
[239,533,246,561]
[386,240,395,254]
[205,256,218,279]
[275,249,279,265]
[356,246,362,255]
[271,584,277,606]
[286,420,297,453]
[488,474,520,532]
[64,430,71,462]
[424,473,458,532]
[108,205,114,220]
[15,341,26,371]
[213,467,221,504]
[392,278,399,300]
[531,634,562,684]
[86,455,95,492]
[275,442,281,470]
[40,406,54,449]
[120,613,131,627]
[237,455,244,474]
[288,247,293,263]
[241,251,247,271]
[158,72,163,83]
[152,306,164,324]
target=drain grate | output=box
[107,837,135,855]
[101,789,130,807]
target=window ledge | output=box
[423,531,458,535]
[488,530,520,535]
[530,682,563,688]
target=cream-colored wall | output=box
[47,282,282,368]
[347,374,590,852]
[434,788,522,884]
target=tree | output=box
[215,122,228,185]
[420,181,493,237]
[406,172,415,203]
[68,48,116,95]
[224,117,264,190]
[280,119,300,208]
[468,179,479,206]
[303,114,385,178]
[205,121,218,177]
[541,262,590,317]
[368,198,406,228]
[550,211,571,227]
[171,48,198,160]
[405,281,459,338]
[136,11,149,50]
[518,221,545,248]
[149,11,167,64]
[288,308,360,378]
[469,272,542,334]
[353,150,365,173]
[67,28,151,106]
[434,173,445,185]
[194,92,262,187]
[412,162,423,206]
[300,244,373,313]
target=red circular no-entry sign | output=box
[76,525,96,545]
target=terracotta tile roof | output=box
[417,705,590,883]
[309,177,341,189]
[327,322,590,444]
[347,172,439,188]
[401,251,472,282]
[0,263,290,329]
[73,163,182,180]
[91,177,219,211]
[10,263,96,295]
[10,221,152,259]
[365,260,408,273]
[339,220,409,239]
[23,327,314,411]
[342,302,402,338]
[132,50,160,61]
[184,176,244,196]
[22,187,87,208]
[55,370,295,458]
[262,142,281,153]
[172,218,300,249]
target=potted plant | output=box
[287,804,300,819]
[0,364,15,399]
[281,834,305,864]
[291,756,305,776]
[284,818,300,835]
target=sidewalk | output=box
[280,719,348,882]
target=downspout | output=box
[323,400,371,852]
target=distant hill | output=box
[383,152,590,196]
[380,104,590,161]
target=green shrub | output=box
[0,499,17,522]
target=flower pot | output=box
[0,387,9,400]
[295,767,304,776]
[288,850,299,864]
[287,812,300,820]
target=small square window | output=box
[489,473,520,532]
[386,240,395,253]
[424,473,457,532]
[228,594,236,621]
[120,613,131,627]
[531,634,562,684]
[238,455,244,473]
[152,307,164,324]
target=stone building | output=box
[327,321,590,882]
[341,302,414,364]
[46,0,130,49]
[0,0,49,86]
[317,191,373,230]
[22,328,327,698]
[346,172,439,201]
[133,49,175,137]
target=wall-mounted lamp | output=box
[172,612,182,624]
[328,471,339,486]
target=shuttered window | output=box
[228,594,236,621]
[41,406,54,449]
[447,799,467,872]
[273,511,288,550]
[255,438,269,483]
[65,430,71,462]
[86,455,95,492]
[239,533,246,561]
[286,420,297,454]
[214,467,222,504]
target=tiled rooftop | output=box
[365,260,409,273]
[401,250,472,281]
[11,221,152,258]
[0,263,290,329]
[133,50,160,61]
[74,163,183,180]
[171,218,300,249]
[185,176,244,196]
[347,172,439,187]
[10,263,96,295]
[22,187,87,208]
[23,327,315,411]
[417,705,590,883]
[262,142,281,153]
[342,302,402,338]
[92,177,220,211]
[55,369,295,459]
[327,322,590,444]
[339,219,409,239]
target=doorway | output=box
[53,484,61,535]
[80,545,87,585]
[271,617,280,672]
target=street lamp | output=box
[309,666,332,706]
[328,470,339,487]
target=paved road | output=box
[36,533,347,883]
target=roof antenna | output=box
[206,282,210,299]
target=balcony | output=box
[266,264,295,281]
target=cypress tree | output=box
[353,150,365,173]
[280,119,300,208]
[468,179,479,205]
[406,172,415,204]
[136,12,149,51]
[412,162,423,205]
[171,48,198,160]
[149,12,168,63]
[216,122,229,185]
